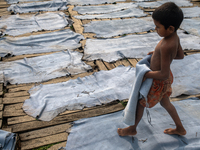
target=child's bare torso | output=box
[150,33,180,72]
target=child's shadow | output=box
[120,135,189,150]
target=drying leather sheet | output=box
[138,0,192,9]
[182,7,200,18]
[0,12,71,36]
[65,98,200,150]
[23,66,135,121]
[171,53,200,97]
[83,17,154,38]
[8,0,68,14]
[181,18,200,37]
[23,54,200,121]
[73,3,137,15]
[0,50,92,85]
[68,0,126,5]
[74,7,147,20]
[83,30,200,62]
[0,29,84,57]
[5,0,43,4]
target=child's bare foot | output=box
[164,128,186,135]
[117,126,137,136]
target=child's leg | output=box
[160,97,186,135]
[117,102,144,136]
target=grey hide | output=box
[138,1,164,9]
[161,0,193,7]
[171,53,200,97]
[83,30,200,62]
[84,17,154,38]
[138,0,192,9]
[134,0,155,1]
[73,3,138,15]
[68,0,126,5]
[23,53,200,121]
[23,66,136,121]
[0,50,92,85]
[0,130,16,150]
[8,0,68,14]
[0,29,84,57]
[65,98,200,150]
[181,18,200,37]
[5,0,43,4]
[74,7,147,20]
[182,7,200,18]
[0,12,71,36]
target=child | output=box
[118,2,186,136]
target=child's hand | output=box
[147,51,154,55]
[142,76,146,82]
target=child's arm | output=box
[174,41,184,59]
[147,51,154,55]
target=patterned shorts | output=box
[139,71,173,108]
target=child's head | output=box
[152,2,183,32]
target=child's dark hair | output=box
[152,2,183,31]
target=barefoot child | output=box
[118,2,186,136]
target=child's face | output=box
[153,19,170,37]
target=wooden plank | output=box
[3,96,29,104]
[0,83,3,92]
[121,59,131,67]
[10,103,124,133]
[8,115,35,125]
[8,107,91,125]
[8,85,33,93]
[6,76,72,90]
[20,123,71,141]
[0,4,10,8]
[0,98,2,104]
[0,104,3,111]
[114,61,123,67]
[3,109,25,117]
[6,83,32,89]
[2,51,57,62]
[43,76,72,85]
[0,111,2,119]
[170,94,200,102]
[1,128,12,132]
[127,59,137,67]
[68,5,84,34]
[71,71,94,80]
[0,8,7,12]
[85,61,95,67]
[4,102,23,109]
[96,60,108,70]
[103,62,115,70]
[8,107,90,125]
[21,132,68,150]
[4,91,29,98]
[144,8,155,12]
[185,50,200,56]
[136,58,142,62]
[47,141,66,150]
[0,1,8,5]
[0,91,3,96]
[3,103,25,117]
[0,11,11,17]
[85,61,96,69]
[6,77,68,90]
